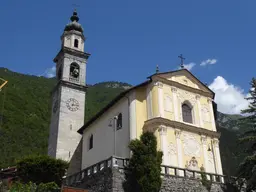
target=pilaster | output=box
[175,129,183,176]
[146,86,153,119]
[154,81,164,118]
[129,92,137,141]
[196,95,203,127]
[208,98,217,131]
[213,138,223,180]
[159,125,168,166]
[171,87,179,121]
[201,135,209,175]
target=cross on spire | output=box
[72,3,80,11]
[178,54,185,69]
[156,65,159,73]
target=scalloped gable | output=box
[154,69,213,94]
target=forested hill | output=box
[0,67,244,176]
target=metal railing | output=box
[64,156,230,187]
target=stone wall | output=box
[67,167,226,192]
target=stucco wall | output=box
[81,98,130,169]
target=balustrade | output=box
[64,156,228,187]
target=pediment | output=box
[154,69,213,94]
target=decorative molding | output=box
[207,98,213,103]
[195,94,201,100]
[201,104,211,123]
[143,117,221,138]
[185,157,200,171]
[65,54,85,63]
[207,151,214,173]
[154,81,163,88]
[171,87,177,93]
[164,94,172,112]
[54,47,90,63]
[213,138,219,148]
[183,79,188,85]
[168,142,177,155]
[51,80,88,96]
[208,151,214,163]
[158,125,167,135]
[152,76,214,98]
[182,133,201,157]
[175,129,181,139]
[177,89,196,106]
[201,135,207,145]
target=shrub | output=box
[16,155,68,186]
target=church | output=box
[47,10,223,181]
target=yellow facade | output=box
[135,87,147,139]
[133,69,223,175]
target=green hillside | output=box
[0,68,244,176]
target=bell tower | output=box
[48,10,90,161]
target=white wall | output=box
[81,97,130,169]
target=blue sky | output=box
[0,0,255,114]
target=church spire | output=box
[70,9,79,22]
[64,10,83,33]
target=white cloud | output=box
[179,62,196,71]
[39,66,56,78]
[200,59,217,66]
[208,76,249,114]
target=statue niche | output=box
[69,62,80,82]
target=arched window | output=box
[89,134,93,150]
[117,113,122,130]
[74,39,79,48]
[69,62,80,82]
[182,103,193,124]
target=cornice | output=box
[151,76,213,98]
[143,117,220,138]
[51,80,88,96]
[61,30,86,41]
[53,47,90,63]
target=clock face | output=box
[53,100,58,113]
[66,98,79,112]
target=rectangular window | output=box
[89,134,93,150]
[117,113,122,130]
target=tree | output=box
[123,131,163,192]
[16,155,68,187]
[238,77,256,191]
